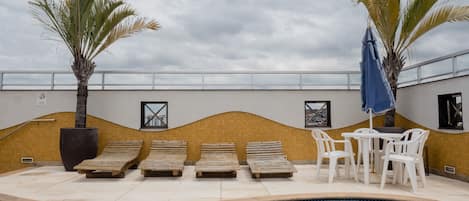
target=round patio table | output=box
[341,132,405,185]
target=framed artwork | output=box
[141,102,168,129]
[438,93,463,130]
[305,101,331,128]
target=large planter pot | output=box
[60,128,98,171]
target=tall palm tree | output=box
[30,0,159,128]
[357,0,469,126]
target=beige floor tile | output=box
[221,181,269,199]
[0,165,468,201]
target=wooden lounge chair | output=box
[246,141,297,178]
[74,140,143,178]
[195,143,240,178]
[139,140,187,177]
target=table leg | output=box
[362,138,370,185]
[344,137,350,178]
[373,138,380,173]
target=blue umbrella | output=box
[361,27,395,129]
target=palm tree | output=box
[29,0,159,128]
[357,0,469,126]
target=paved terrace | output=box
[0,165,468,201]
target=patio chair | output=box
[74,140,143,178]
[401,129,429,185]
[139,140,187,177]
[353,128,379,174]
[246,141,297,178]
[381,128,428,185]
[195,143,240,178]
[312,129,357,183]
[380,129,429,193]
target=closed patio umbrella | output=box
[361,27,395,129]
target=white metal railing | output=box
[0,50,469,90]
[0,70,361,90]
[398,49,469,87]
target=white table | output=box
[342,132,405,185]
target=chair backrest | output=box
[201,143,236,154]
[102,140,143,158]
[396,130,429,158]
[151,140,187,156]
[246,141,286,160]
[311,129,335,155]
[200,143,238,161]
[353,128,379,134]
[402,128,426,141]
[416,130,430,158]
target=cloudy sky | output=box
[1,0,469,72]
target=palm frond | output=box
[404,5,469,50]
[30,0,159,61]
[358,0,400,53]
[92,17,159,59]
[87,4,136,58]
[397,0,437,54]
[29,0,74,53]
[83,0,125,57]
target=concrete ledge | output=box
[224,192,436,201]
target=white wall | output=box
[397,76,469,133]
[0,90,368,130]
[2,75,468,131]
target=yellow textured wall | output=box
[0,111,468,181]
[0,112,314,173]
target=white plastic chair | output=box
[398,129,429,186]
[383,129,428,185]
[353,128,379,174]
[380,129,429,193]
[312,129,357,183]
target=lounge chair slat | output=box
[74,140,143,178]
[139,140,187,177]
[246,141,296,178]
[195,143,240,178]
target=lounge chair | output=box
[74,140,143,178]
[195,143,240,178]
[246,141,297,178]
[139,140,187,177]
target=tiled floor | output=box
[0,165,468,201]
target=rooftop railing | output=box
[398,49,469,87]
[0,71,361,90]
[1,50,468,91]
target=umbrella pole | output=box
[369,108,373,129]
[369,108,375,173]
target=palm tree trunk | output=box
[75,79,88,128]
[382,51,405,127]
[72,56,96,128]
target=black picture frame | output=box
[141,101,168,129]
[438,93,463,130]
[305,101,331,128]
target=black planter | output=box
[60,128,98,171]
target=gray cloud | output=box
[1,0,469,72]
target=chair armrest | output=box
[332,140,347,143]
[389,140,415,146]
[333,140,353,151]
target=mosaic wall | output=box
[1,112,468,182]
